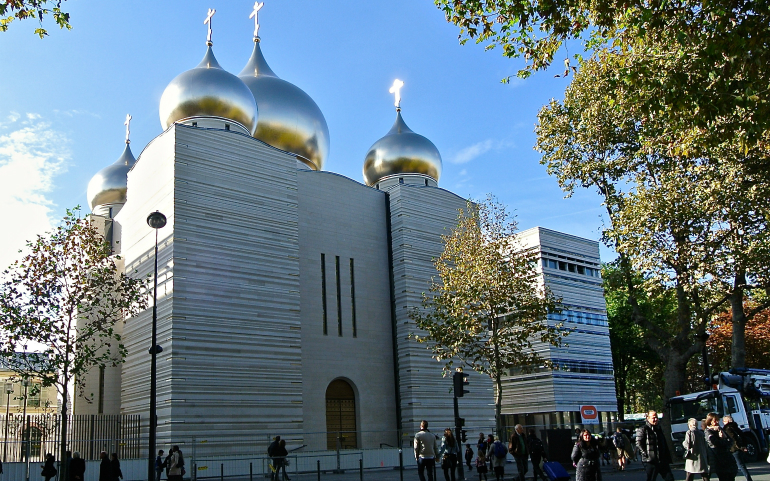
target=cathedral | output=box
[76,7,616,454]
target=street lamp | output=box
[146,211,166,481]
[3,381,13,463]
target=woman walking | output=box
[110,453,123,481]
[98,452,111,481]
[683,418,709,481]
[41,453,57,481]
[167,446,183,481]
[439,428,460,481]
[705,413,738,481]
[572,430,602,481]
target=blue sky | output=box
[0,0,611,269]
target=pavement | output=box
[194,459,770,481]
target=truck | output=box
[667,368,770,461]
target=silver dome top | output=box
[87,143,137,212]
[159,45,258,134]
[238,40,330,171]
[362,111,442,186]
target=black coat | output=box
[571,439,602,481]
[705,427,738,477]
[110,458,123,480]
[69,458,86,481]
[636,422,672,465]
[99,458,111,481]
[722,422,743,452]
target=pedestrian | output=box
[155,450,165,481]
[683,418,709,481]
[439,428,459,481]
[636,410,674,481]
[99,452,111,481]
[528,428,548,481]
[620,429,635,463]
[167,446,183,481]
[275,439,290,481]
[723,416,753,481]
[612,427,627,471]
[164,448,174,478]
[509,424,528,481]
[705,413,738,481]
[70,452,86,481]
[488,435,508,481]
[41,452,57,481]
[475,449,489,481]
[414,420,440,481]
[268,436,281,481]
[572,430,602,481]
[464,443,474,473]
[110,453,123,481]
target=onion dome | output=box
[362,110,443,187]
[159,45,258,135]
[87,142,136,213]
[238,39,330,171]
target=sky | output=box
[0,0,612,270]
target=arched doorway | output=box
[326,379,357,450]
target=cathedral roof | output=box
[86,142,136,212]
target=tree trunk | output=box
[494,373,503,437]
[730,272,747,369]
[660,353,688,460]
[60,366,69,481]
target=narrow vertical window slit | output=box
[350,258,357,337]
[336,256,342,336]
[321,253,328,335]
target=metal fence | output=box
[0,413,141,462]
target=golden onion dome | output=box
[362,111,442,187]
[238,39,330,171]
[159,45,258,134]
[87,143,136,212]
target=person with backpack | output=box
[488,435,508,481]
[528,429,548,481]
[613,427,628,471]
[267,436,281,481]
[510,424,529,481]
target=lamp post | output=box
[3,381,13,463]
[147,211,167,481]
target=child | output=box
[476,449,488,480]
[465,444,474,472]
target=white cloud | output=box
[450,139,494,164]
[0,115,69,270]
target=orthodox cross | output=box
[250,2,265,39]
[204,8,216,44]
[124,114,132,144]
[389,79,404,110]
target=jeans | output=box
[155,469,163,481]
[733,451,753,481]
[515,456,529,481]
[418,457,436,481]
[644,462,673,481]
[442,454,457,481]
[531,455,546,481]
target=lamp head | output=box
[147,211,167,230]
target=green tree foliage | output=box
[0,0,71,38]
[411,196,566,433]
[603,262,671,417]
[0,208,146,475]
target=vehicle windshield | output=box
[669,393,723,424]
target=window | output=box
[321,254,328,335]
[549,260,558,269]
[224,123,230,131]
[577,265,585,275]
[559,261,567,271]
[399,178,404,184]
[568,263,576,273]
[424,179,428,186]
[335,256,342,336]
[349,258,357,338]
[542,258,548,268]
[191,121,197,127]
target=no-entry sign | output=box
[580,405,599,424]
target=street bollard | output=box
[359,457,363,480]
[250,462,253,481]
[399,449,403,481]
[220,463,224,481]
[317,459,321,481]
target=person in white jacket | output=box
[415,420,440,481]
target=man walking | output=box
[268,436,281,481]
[723,415,754,481]
[636,410,674,481]
[509,424,529,481]
[414,420,440,481]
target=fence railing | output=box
[0,413,141,462]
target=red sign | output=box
[580,405,599,424]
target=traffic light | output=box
[461,430,468,443]
[453,370,469,397]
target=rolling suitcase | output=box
[543,461,570,481]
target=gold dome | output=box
[159,45,258,134]
[87,143,136,212]
[363,111,442,186]
[238,40,329,171]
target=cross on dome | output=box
[389,79,404,111]
[124,114,132,144]
[204,8,216,44]
[250,2,265,39]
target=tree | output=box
[706,306,770,374]
[0,208,146,476]
[603,261,671,418]
[0,0,71,38]
[411,196,566,434]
